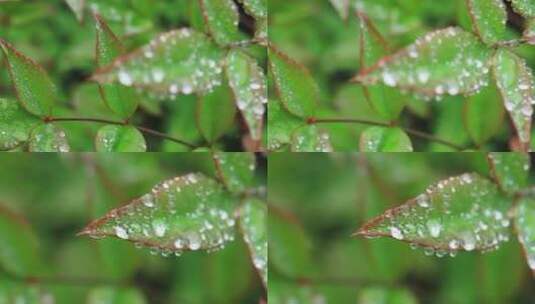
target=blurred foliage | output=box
[0,0,267,151]
[268,0,535,152]
[268,153,535,303]
[0,153,265,304]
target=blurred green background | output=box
[0,153,265,304]
[268,153,535,303]
[268,0,535,151]
[0,0,266,151]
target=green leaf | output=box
[0,97,40,151]
[466,0,508,45]
[86,0,153,35]
[236,0,267,20]
[92,29,225,99]
[510,0,535,18]
[354,27,493,100]
[87,287,146,304]
[0,39,57,117]
[360,127,413,152]
[0,278,48,304]
[28,124,70,152]
[196,84,236,143]
[95,14,139,119]
[356,173,512,255]
[269,208,313,277]
[0,206,42,276]
[212,152,255,193]
[79,173,239,255]
[199,0,243,46]
[358,13,405,120]
[358,287,418,304]
[463,83,505,145]
[163,96,202,152]
[290,125,333,152]
[492,49,534,150]
[95,125,147,152]
[514,197,535,275]
[64,0,85,21]
[225,49,266,141]
[238,198,267,286]
[487,152,530,194]
[267,100,304,151]
[269,46,319,118]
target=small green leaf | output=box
[463,84,505,145]
[290,125,333,152]
[79,174,239,255]
[487,152,530,194]
[92,29,224,99]
[87,287,146,304]
[510,0,535,18]
[267,100,304,151]
[360,127,413,152]
[95,14,139,119]
[493,49,534,150]
[212,152,255,193]
[86,0,153,35]
[0,39,57,117]
[269,46,319,118]
[358,13,405,120]
[466,0,508,45]
[64,0,85,21]
[0,97,40,151]
[199,0,243,46]
[354,27,493,100]
[238,198,267,286]
[28,124,70,152]
[225,49,266,141]
[196,84,236,143]
[0,206,42,276]
[95,125,147,152]
[356,173,512,255]
[515,197,535,275]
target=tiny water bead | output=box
[80,173,240,257]
[359,173,512,257]
[488,153,530,193]
[515,198,535,271]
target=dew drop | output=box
[115,226,129,240]
[390,226,404,240]
[118,70,133,86]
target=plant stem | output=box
[312,118,465,151]
[46,117,198,149]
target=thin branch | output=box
[311,117,465,151]
[46,117,198,149]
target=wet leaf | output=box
[79,174,239,256]
[212,152,255,193]
[358,13,405,120]
[291,125,333,152]
[356,173,512,256]
[225,49,266,140]
[236,0,267,39]
[238,198,267,286]
[28,124,70,152]
[463,84,504,145]
[196,84,236,143]
[95,14,139,119]
[267,100,304,151]
[95,125,147,152]
[493,49,534,150]
[0,206,42,276]
[269,46,319,118]
[87,287,146,304]
[0,97,40,151]
[86,0,152,35]
[354,27,493,100]
[199,0,243,46]
[510,0,535,18]
[487,152,530,194]
[466,0,508,45]
[0,39,57,117]
[360,127,413,152]
[92,29,225,100]
[514,197,535,275]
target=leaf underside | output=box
[79,173,239,256]
[356,173,512,256]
